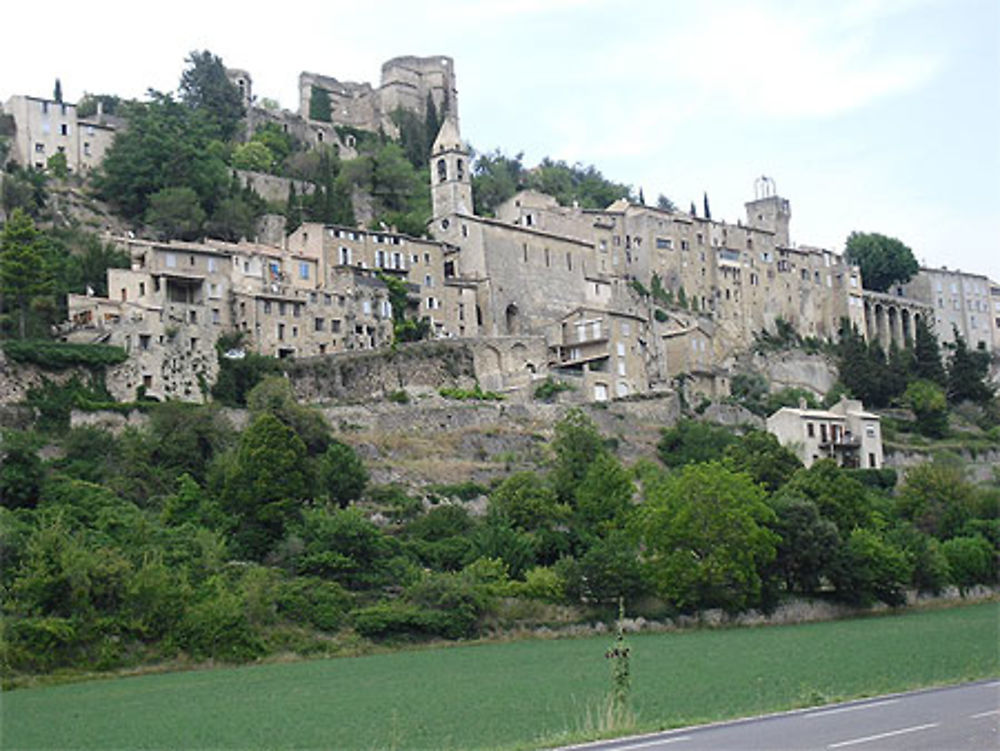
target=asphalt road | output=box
[559,680,1000,751]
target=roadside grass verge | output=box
[3,601,997,750]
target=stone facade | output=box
[901,267,995,352]
[3,94,118,174]
[298,55,457,136]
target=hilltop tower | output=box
[430,117,472,218]
[745,175,791,247]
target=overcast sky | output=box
[4,0,998,280]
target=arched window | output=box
[456,158,464,180]
[437,158,447,183]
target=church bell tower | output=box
[430,117,473,218]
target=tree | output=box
[638,462,778,612]
[472,149,525,216]
[318,440,369,507]
[574,453,634,533]
[723,430,803,492]
[178,50,245,141]
[768,497,840,594]
[904,379,949,438]
[0,431,44,509]
[829,527,911,607]
[94,93,230,220]
[896,462,976,540]
[551,409,609,503]
[657,419,736,469]
[946,329,993,405]
[144,187,205,240]
[245,376,331,455]
[205,196,256,242]
[941,535,994,595]
[231,142,275,173]
[776,459,872,536]
[702,192,711,220]
[844,231,919,292]
[656,194,676,212]
[1,209,55,338]
[221,413,312,559]
[913,317,945,385]
[46,152,68,179]
[309,87,332,122]
[53,79,63,104]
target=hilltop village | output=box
[3,55,998,407]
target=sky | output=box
[4,0,998,280]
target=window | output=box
[437,158,447,182]
[656,237,672,249]
[339,247,351,265]
[424,274,433,287]
[363,300,372,315]
[617,342,625,356]
[622,322,630,336]
[212,308,220,324]
[139,334,150,351]
[60,123,68,136]
[279,302,286,316]
[263,301,272,314]
[299,261,310,280]
[314,317,325,332]
[376,250,386,267]
[566,252,572,271]
[208,258,217,272]
[807,422,815,438]
[34,143,45,153]
[277,323,285,340]
[332,319,342,333]
[165,253,176,268]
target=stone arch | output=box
[505,303,520,335]
[510,341,529,369]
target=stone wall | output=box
[285,340,478,403]
[884,447,1000,484]
[234,169,314,204]
[752,350,839,396]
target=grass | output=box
[3,602,997,750]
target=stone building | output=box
[766,397,884,469]
[901,267,995,353]
[298,55,456,135]
[2,94,117,174]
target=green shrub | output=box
[439,384,504,401]
[275,577,353,632]
[533,377,575,402]
[350,602,442,639]
[387,389,410,404]
[2,340,128,369]
[654,308,669,323]
[846,468,898,492]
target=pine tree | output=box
[0,209,55,339]
[946,329,993,404]
[424,92,440,146]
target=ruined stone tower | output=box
[430,117,472,218]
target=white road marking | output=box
[805,699,899,718]
[827,722,940,748]
[612,736,691,750]
[970,709,1000,719]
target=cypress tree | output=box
[913,317,946,386]
[703,191,712,220]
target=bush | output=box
[941,535,995,595]
[439,384,504,401]
[534,377,575,402]
[274,577,353,631]
[350,602,443,640]
[2,340,128,369]
[845,468,898,492]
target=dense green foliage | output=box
[471,149,634,216]
[2,340,127,368]
[845,231,919,292]
[0,390,997,684]
[835,319,996,431]
[4,603,996,749]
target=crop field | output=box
[3,602,997,750]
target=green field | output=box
[3,602,997,750]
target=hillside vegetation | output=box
[2,370,997,684]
